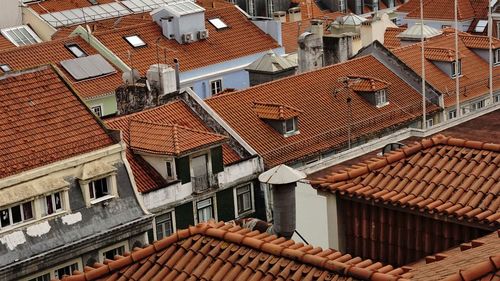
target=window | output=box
[236,185,252,215]
[474,20,488,33]
[208,18,228,29]
[165,161,175,180]
[210,79,223,96]
[451,60,462,78]
[54,263,78,279]
[0,64,11,72]
[66,44,87,58]
[28,273,50,281]
[197,198,214,223]
[448,109,457,119]
[45,192,63,215]
[426,118,434,128]
[89,178,109,200]
[102,245,125,261]
[495,49,500,65]
[495,95,500,103]
[124,35,146,48]
[91,105,103,117]
[375,89,388,107]
[156,212,174,239]
[284,118,297,134]
[0,201,34,229]
[471,100,485,111]
[0,25,42,46]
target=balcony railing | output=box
[191,174,218,193]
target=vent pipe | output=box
[258,164,306,239]
[174,58,180,91]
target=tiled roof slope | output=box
[460,34,500,49]
[129,119,227,156]
[392,32,500,107]
[403,0,477,20]
[0,35,15,51]
[348,75,390,92]
[424,47,462,62]
[384,27,406,50]
[106,100,241,192]
[252,101,303,120]
[206,55,438,168]
[406,231,500,281]
[311,135,500,227]
[0,36,122,99]
[93,5,279,74]
[28,0,116,14]
[59,221,410,281]
[0,66,114,179]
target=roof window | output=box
[208,18,228,29]
[0,64,11,72]
[252,101,302,136]
[124,35,146,48]
[66,44,87,58]
[474,20,488,33]
[451,60,462,78]
[0,25,42,47]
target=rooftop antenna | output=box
[420,0,426,129]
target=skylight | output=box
[0,64,11,72]
[208,18,228,29]
[0,25,42,47]
[475,20,488,33]
[124,35,146,47]
[66,44,87,58]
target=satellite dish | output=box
[122,69,140,85]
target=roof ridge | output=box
[60,221,410,281]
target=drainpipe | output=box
[174,58,180,91]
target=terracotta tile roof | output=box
[28,0,116,14]
[311,135,500,227]
[392,32,500,107]
[106,100,241,192]
[459,34,500,49]
[0,36,122,99]
[0,65,115,179]
[59,221,410,281]
[0,35,15,51]
[405,231,500,281]
[129,119,227,156]
[384,27,406,49]
[467,18,499,37]
[404,0,476,21]
[93,5,279,74]
[289,0,336,21]
[281,11,344,53]
[424,47,463,62]
[206,55,439,168]
[348,75,390,92]
[252,101,303,120]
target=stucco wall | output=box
[0,0,22,29]
[85,95,118,117]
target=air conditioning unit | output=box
[181,33,193,44]
[197,30,209,40]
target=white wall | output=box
[141,182,192,211]
[219,157,262,188]
[0,0,22,29]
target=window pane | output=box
[89,182,95,199]
[166,162,173,178]
[46,195,54,215]
[23,202,33,220]
[11,205,22,224]
[0,209,10,227]
[94,178,108,198]
[54,192,62,210]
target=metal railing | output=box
[191,174,218,193]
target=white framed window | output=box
[375,89,388,107]
[495,95,500,103]
[471,100,485,111]
[44,192,63,216]
[0,201,34,230]
[451,60,462,78]
[124,35,146,48]
[0,64,11,72]
[495,49,500,65]
[284,117,297,134]
[99,241,129,263]
[474,20,488,33]
[53,261,79,279]
[0,25,42,46]
[156,211,174,239]
[66,44,87,58]
[426,118,434,128]
[196,197,214,223]
[210,79,223,96]
[208,18,228,29]
[23,259,82,281]
[27,273,50,281]
[89,177,109,200]
[448,109,457,120]
[235,184,254,216]
[91,105,103,117]
[165,161,175,180]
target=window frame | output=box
[451,60,462,78]
[88,177,110,201]
[90,105,103,117]
[375,89,388,107]
[98,241,129,263]
[196,197,214,223]
[426,118,434,128]
[155,211,175,240]
[495,49,500,65]
[65,43,87,58]
[448,109,457,120]
[210,78,223,96]
[0,200,35,230]
[208,18,228,29]
[165,160,176,181]
[0,25,42,46]
[124,35,146,48]
[0,64,11,72]
[44,192,63,216]
[234,183,254,217]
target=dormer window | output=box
[495,49,500,65]
[89,178,109,200]
[348,75,390,108]
[451,60,462,78]
[124,35,146,48]
[285,117,297,134]
[79,161,118,206]
[252,101,303,136]
[375,89,388,107]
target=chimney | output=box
[310,19,324,38]
[297,32,324,73]
[273,11,287,23]
[258,165,306,239]
[288,7,301,22]
[146,64,177,95]
[173,58,180,91]
[323,33,353,66]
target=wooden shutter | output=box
[175,201,194,229]
[211,146,224,174]
[175,156,191,184]
[216,188,235,222]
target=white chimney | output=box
[273,11,286,23]
[310,19,324,38]
[146,64,177,95]
[288,7,301,22]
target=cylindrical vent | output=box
[272,183,296,239]
[288,7,301,22]
[273,11,286,23]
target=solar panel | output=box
[0,25,42,46]
[60,54,116,81]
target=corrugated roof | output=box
[246,50,296,73]
[396,23,442,40]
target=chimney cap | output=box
[258,164,306,185]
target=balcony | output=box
[191,174,218,194]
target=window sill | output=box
[376,102,389,108]
[284,130,300,138]
[90,195,115,205]
[0,211,67,235]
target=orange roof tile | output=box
[252,101,303,120]
[460,34,500,49]
[311,135,500,227]
[0,35,15,51]
[424,47,463,62]
[392,32,500,107]
[0,36,122,99]
[404,0,476,21]
[348,75,390,92]
[28,0,116,14]
[0,66,114,179]
[129,119,227,156]
[58,221,409,281]
[93,5,279,74]
[106,100,241,192]
[206,55,439,168]
[383,27,406,49]
[406,231,500,281]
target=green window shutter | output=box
[175,202,194,230]
[175,156,191,184]
[216,188,235,222]
[211,146,224,174]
